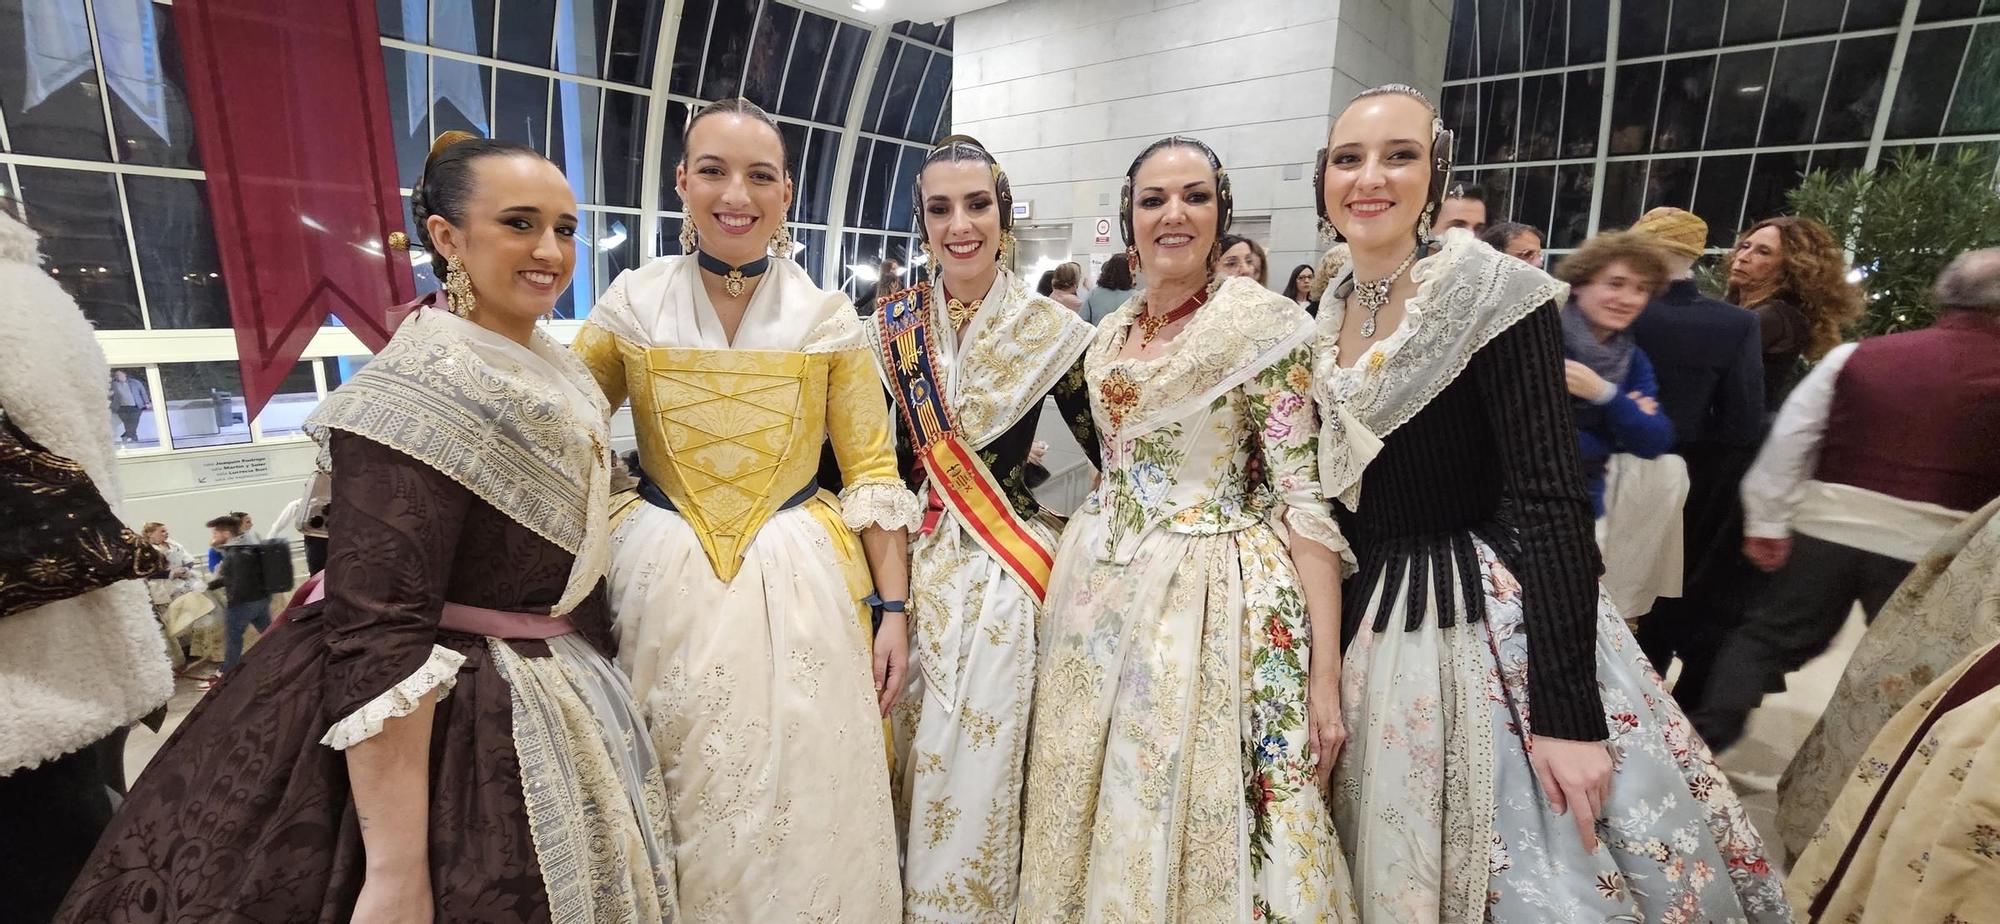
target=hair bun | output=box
[427,130,479,165]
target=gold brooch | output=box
[1100,367,1141,430]
[946,297,981,329]
[722,269,748,298]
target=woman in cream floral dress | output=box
[1016,136,1357,923]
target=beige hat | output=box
[1631,207,1709,259]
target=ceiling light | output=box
[852,0,885,9]
[1737,84,1765,94]
[848,263,880,283]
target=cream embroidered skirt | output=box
[1335,538,1790,923]
[1017,515,1357,923]
[606,503,901,922]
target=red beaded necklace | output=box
[1135,285,1210,347]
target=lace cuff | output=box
[319,644,467,750]
[838,480,925,532]
[1280,505,1357,577]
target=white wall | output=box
[952,0,1450,278]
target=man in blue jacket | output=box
[1627,207,1766,713]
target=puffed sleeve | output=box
[1242,343,1352,573]
[317,432,470,749]
[1471,303,1608,742]
[571,320,630,410]
[1050,354,1102,471]
[827,347,925,532]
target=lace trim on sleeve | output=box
[319,644,467,750]
[1280,505,1357,576]
[838,480,925,532]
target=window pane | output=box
[1691,154,1750,246]
[699,0,760,99]
[97,2,201,168]
[1845,0,1905,29]
[599,0,663,86]
[858,140,898,229]
[1442,83,1477,165]
[1656,56,1714,152]
[494,70,551,153]
[1947,24,2000,135]
[549,82,599,205]
[0,0,113,160]
[815,24,869,125]
[1474,168,1514,222]
[1569,0,1608,65]
[1478,77,1520,163]
[1780,0,1843,40]
[431,0,496,56]
[498,0,556,68]
[320,355,373,391]
[1667,0,1724,53]
[669,0,712,96]
[597,89,647,208]
[794,128,839,224]
[785,226,825,286]
[1608,62,1660,155]
[160,361,252,449]
[1618,0,1667,58]
[875,44,932,136]
[1818,35,1893,143]
[16,167,140,330]
[905,53,951,143]
[255,362,319,440]
[1807,146,1868,179]
[431,60,494,137]
[887,145,921,233]
[1918,0,1991,23]
[377,0,424,41]
[592,212,639,301]
[656,100,693,212]
[1549,163,1593,249]
[108,367,160,449]
[657,215,681,258]
[382,47,432,186]
[1889,27,1969,138]
[1561,68,1602,158]
[1644,156,1696,211]
[779,10,837,119]
[1723,0,1782,46]
[1743,150,1809,226]
[1446,0,1476,80]
[1513,164,1555,232]
[1599,160,1646,229]
[1762,42,1834,145]
[840,231,886,306]
[1521,0,1566,70]
[744,1,798,109]
[1520,74,1563,162]
[126,176,231,330]
[1476,0,1521,76]
[1706,49,1771,149]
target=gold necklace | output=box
[1135,286,1210,347]
[945,296,982,329]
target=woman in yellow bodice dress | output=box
[572,98,921,920]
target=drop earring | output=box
[1417,202,1437,246]
[680,221,699,254]
[1318,217,1339,245]
[998,230,1017,265]
[443,255,475,319]
[770,224,793,259]
[1125,245,1141,273]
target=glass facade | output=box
[0,0,953,454]
[1442,0,2000,258]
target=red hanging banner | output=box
[173,0,412,418]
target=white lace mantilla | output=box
[1312,231,1568,508]
[305,309,614,616]
[319,644,468,749]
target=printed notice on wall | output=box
[190,454,273,486]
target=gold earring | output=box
[1125,245,1141,272]
[998,230,1017,264]
[1318,217,1338,245]
[680,221,698,254]
[770,224,792,259]
[443,255,475,319]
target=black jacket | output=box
[1629,279,1765,450]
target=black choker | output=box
[696,250,771,298]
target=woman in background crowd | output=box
[1281,262,1316,308]
[1216,231,1268,286]
[1048,260,1084,311]
[573,98,915,919]
[1017,135,1357,922]
[870,135,1098,921]
[1481,219,1545,268]
[1724,216,1864,408]
[141,522,205,620]
[1082,251,1134,324]
[1553,231,1676,518]
[1311,83,1785,923]
[63,133,678,923]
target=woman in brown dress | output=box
[58,135,677,923]
[1722,217,1863,409]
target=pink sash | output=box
[299,571,575,640]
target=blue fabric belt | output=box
[635,470,820,514]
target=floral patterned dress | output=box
[1017,277,1358,923]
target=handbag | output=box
[0,408,164,619]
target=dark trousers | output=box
[1691,534,1914,750]
[1635,444,1757,712]
[303,535,328,575]
[0,742,116,923]
[114,407,141,440]
[223,597,271,673]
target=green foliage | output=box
[1788,149,2000,336]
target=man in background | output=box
[108,369,149,443]
[207,514,274,681]
[1431,182,1487,236]
[1626,207,1765,712]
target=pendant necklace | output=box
[1353,245,1421,338]
[1135,284,1211,348]
[696,250,772,299]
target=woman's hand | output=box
[1562,360,1614,402]
[873,610,909,716]
[351,869,434,924]
[1027,439,1050,466]
[1306,665,1346,787]
[1529,735,1613,852]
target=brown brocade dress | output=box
[58,433,674,923]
